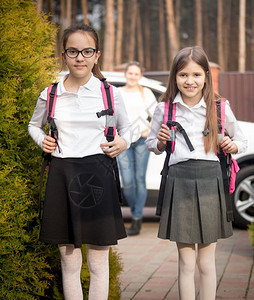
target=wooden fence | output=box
[144,70,254,123]
[219,72,254,122]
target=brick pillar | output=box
[209,62,220,94]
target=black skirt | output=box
[40,154,127,248]
[158,160,233,244]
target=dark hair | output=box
[62,24,104,80]
[161,46,219,153]
[125,61,144,74]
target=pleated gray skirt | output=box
[158,160,233,244]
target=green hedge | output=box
[0,1,123,298]
[248,223,254,247]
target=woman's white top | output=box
[28,74,132,158]
[119,87,157,143]
[146,92,247,166]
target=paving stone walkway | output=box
[114,209,254,300]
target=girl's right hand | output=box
[157,124,170,151]
[42,136,57,153]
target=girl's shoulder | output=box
[39,81,62,101]
[39,86,49,101]
[143,86,153,93]
[111,84,123,103]
[157,101,166,109]
[117,86,128,94]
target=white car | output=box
[59,71,254,229]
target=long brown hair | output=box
[161,46,219,153]
[62,24,104,80]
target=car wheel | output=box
[232,165,254,229]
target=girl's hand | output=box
[100,133,127,158]
[219,136,238,154]
[157,124,170,151]
[42,136,57,153]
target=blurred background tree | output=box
[36,0,253,72]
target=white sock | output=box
[59,244,83,300]
[87,244,110,300]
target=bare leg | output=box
[87,244,110,300]
[59,244,83,300]
[176,242,196,300]
[197,243,217,300]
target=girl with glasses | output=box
[28,24,131,300]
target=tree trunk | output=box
[229,0,238,70]
[165,0,179,63]
[194,0,202,47]
[115,0,123,66]
[66,0,72,27]
[37,0,43,12]
[159,0,168,70]
[122,0,131,62]
[60,0,66,34]
[223,0,232,71]
[217,0,224,71]
[202,0,209,57]
[175,0,181,33]
[238,0,246,72]
[128,0,138,62]
[72,0,78,24]
[103,0,115,71]
[45,0,54,21]
[81,0,89,24]
[136,3,144,66]
[144,1,151,70]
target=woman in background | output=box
[117,61,157,235]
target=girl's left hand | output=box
[219,136,238,154]
[100,133,127,158]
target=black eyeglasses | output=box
[64,48,97,58]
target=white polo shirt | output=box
[28,74,132,158]
[146,92,247,166]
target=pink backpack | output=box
[215,100,240,195]
[157,99,239,221]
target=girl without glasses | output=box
[28,24,131,300]
[146,46,247,300]
[117,61,157,235]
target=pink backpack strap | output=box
[229,157,240,194]
[220,99,226,134]
[99,80,116,142]
[47,83,58,119]
[164,101,169,125]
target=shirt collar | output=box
[57,73,99,95]
[83,74,99,91]
[173,92,206,108]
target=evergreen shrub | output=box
[248,223,254,247]
[0,0,123,299]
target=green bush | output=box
[0,0,123,299]
[248,223,254,247]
